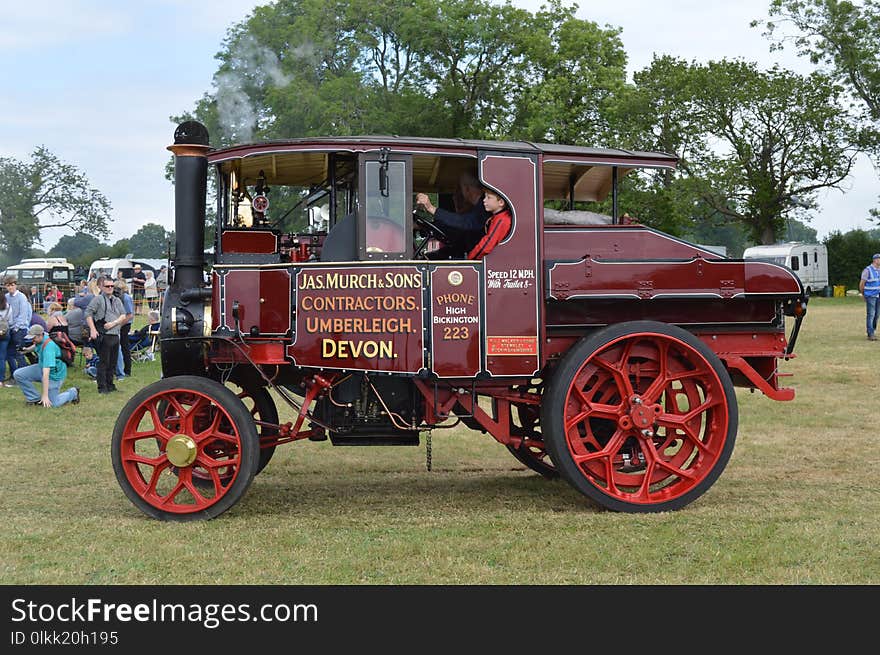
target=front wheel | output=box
[111,375,260,521]
[542,321,738,512]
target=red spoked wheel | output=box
[111,375,259,521]
[543,321,738,513]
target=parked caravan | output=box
[88,257,135,286]
[129,258,167,275]
[6,258,76,296]
[743,242,828,295]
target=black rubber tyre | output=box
[506,442,558,479]
[224,374,278,476]
[506,395,558,479]
[111,375,260,521]
[542,321,738,513]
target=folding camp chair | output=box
[131,331,159,363]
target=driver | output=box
[415,172,490,260]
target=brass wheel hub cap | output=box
[166,434,198,467]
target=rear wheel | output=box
[111,375,259,521]
[225,374,278,476]
[506,383,558,479]
[542,321,737,512]
[184,377,279,489]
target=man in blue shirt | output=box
[859,253,880,341]
[4,276,33,387]
[13,324,79,407]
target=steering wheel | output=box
[365,215,407,253]
[413,212,451,258]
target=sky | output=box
[1,0,877,253]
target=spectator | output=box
[13,324,79,407]
[85,275,126,394]
[43,285,63,313]
[859,252,880,341]
[84,340,127,380]
[156,265,168,296]
[4,276,33,387]
[0,292,11,384]
[74,280,96,311]
[45,302,68,335]
[143,270,158,310]
[65,298,88,345]
[129,310,161,350]
[30,311,48,331]
[131,264,146,313]
[29,285,44,312]
[114,279,135,378]
[84,349,100,380]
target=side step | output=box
[329,432,420,446]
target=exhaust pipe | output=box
[167,121,210,290]
[160,121,212,377]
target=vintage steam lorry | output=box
[111,121,807,520]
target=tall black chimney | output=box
[167,121,210,290]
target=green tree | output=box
[761,0,880,120]
[759,0,880,220]
[691,62,866,244]
[128,222,173,258]
[170,0,628,240]
[623,59,868,244]
[0,147,112,263]
[681,204,753,258]
[823,228,880,286]
[0,157,40,263]
[508,1,626,144]
[47,232,104,267]
[610,56,711,236]
[785,218,819,242]
[175,0,626,143]
[110,239,131,259]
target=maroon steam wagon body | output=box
[110,121,808,520]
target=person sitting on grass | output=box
[45,302,69,336]
[64,298,87,345]
[13,324,79,407]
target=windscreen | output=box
[364,160,407,256]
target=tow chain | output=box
[425,430,432,472]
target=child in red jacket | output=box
[468,189,511,259]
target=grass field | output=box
[1,297,878,584]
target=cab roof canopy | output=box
[207,136,677,203]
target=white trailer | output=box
[743,242,829,295]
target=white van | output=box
[6,258,76,295]
[88,257,135,286]
[743,242,829,295]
